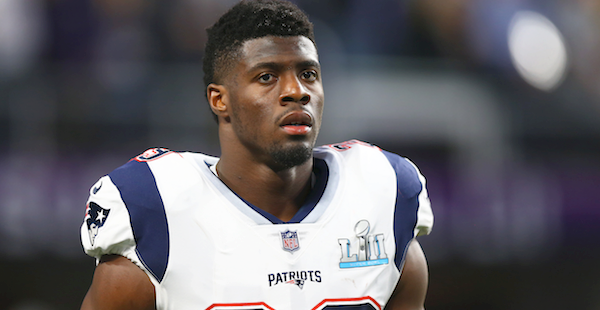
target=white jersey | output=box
[81,140,433,310]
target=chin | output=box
[269,142,313,170]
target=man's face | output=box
[223,35,324,169]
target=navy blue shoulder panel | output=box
[382,150,422,269]
[109,160,169,282]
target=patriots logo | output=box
[286,279,305,289]
[85,202,110,246]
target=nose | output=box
[279,74,310,105]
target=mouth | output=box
[279,111,313,135]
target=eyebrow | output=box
[248,60,321,73]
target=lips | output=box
[279,111,313,135]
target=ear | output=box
[207,83,229,120]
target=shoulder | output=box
[82,149,174,282]
[316,140,433,237]
[109,147,181,182]
[81,148,169,261]
[108,147,215,193]
[315,140,423,197]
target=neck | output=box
[216,144,314,222]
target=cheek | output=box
[234,99,270,120]
[230,97,273,134]
[312,93,325,120]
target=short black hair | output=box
[203,0,316,89]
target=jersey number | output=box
[207,297,380,310]
[133,148,171,162]
[327,140,379,152]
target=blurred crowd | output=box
[0,0,599,154]
[0,0,599,91]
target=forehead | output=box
[238,36,319,69]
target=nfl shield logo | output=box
[281,230,300,253]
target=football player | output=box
[80,1,433,309]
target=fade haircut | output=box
[203,0,316,98]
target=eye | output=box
[301,70,317,82]
[258,73,276,83]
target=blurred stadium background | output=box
[0,0,599,309]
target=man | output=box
[80,0,434,309]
